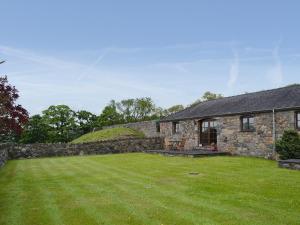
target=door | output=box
[200,120,217,146]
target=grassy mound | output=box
[71,127,145,144]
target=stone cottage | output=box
[159,85,300,158]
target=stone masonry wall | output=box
[218,113,274,158]
[160,120,198,150]
[160,110,298,159]
[0,144,10,168]
[275,111,297,139]
[4,137,163,160]
[103,120,160,137]
[218,111,298,158]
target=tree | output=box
[0,76,29,142]
[116,97,157,122]
[133,97,156,120]
[275,130,300,159]
[97,100,124,127]
[191,91,223,106]
[165,105,184,115]
[42,105,77,142]
[116,99,135,122]
[202,91,223,101]
[20,115,49,143]
[76,110,97,134]
[19,107,98,143]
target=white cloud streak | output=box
[1,42,297,115]
[266,45,283,87]
[227,51,239,88]
[0,45,85,70]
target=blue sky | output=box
[0,0,300,115]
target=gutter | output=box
[159,106,300,123]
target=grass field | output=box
[0,154,299,225]
[71,127,145,144]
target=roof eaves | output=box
[159,106,300,122]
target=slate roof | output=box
[161,84,300,122]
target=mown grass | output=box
[71,127,145,144]
[0,154,299,225]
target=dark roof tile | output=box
[161,84,300,121]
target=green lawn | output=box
[0,154,299,225]
[71,127,145,144]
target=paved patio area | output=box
[144,150,231,157]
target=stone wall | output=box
[160,120,198,150]
[218,113,274,158]
[0,144,9,168]
[278,159,300,170]
[5,137,163,160]
[160,110,299,159]
[275,111,297,138]
[103,120,160,137]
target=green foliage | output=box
[21,106,99,143]
[71,127,145,144]
[275,129,300,159]
[97,100,124,128]
[154,105,185,117]
[202,91,223,101]
[42,105,77,142]
[76,110,97,135]
[191,91,223,106]
[165,104,184,115]
[116,97,157,122]
[97,97,159,127]
[19,93,224,144]
[20,115,49,144]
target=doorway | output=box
[199,120,217,146]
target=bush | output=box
[275,130,300,159]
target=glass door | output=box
[200,120,217,146]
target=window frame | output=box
[240,115,255,132]
[199,119,217,146]
[296,112,300,130]
[156,121,160,133]
[172,121,180,134]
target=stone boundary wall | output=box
[0,144,9,168]
[278,159,300,170]
[1,137,163,160]
[103,120,160,138]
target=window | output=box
[200,120,217,145]
[156,121,160,133]
[172,121,180,134]
[296,112,300,130]
[241,116,255,131]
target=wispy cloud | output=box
[0,45,85,70]
[227,51,239,88]
[76,49,109,81]
[0,45,186,114]
[266,45,283,87]
[1,42,299,115]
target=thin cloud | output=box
[2,43,298,115]
[227,51,239,88]
[0,45,85,69]
[77,49,109,81]
[266,45,283,87]
[1,44,184,114]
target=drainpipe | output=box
[272,109,276,155]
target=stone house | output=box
[159,85,300,158]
